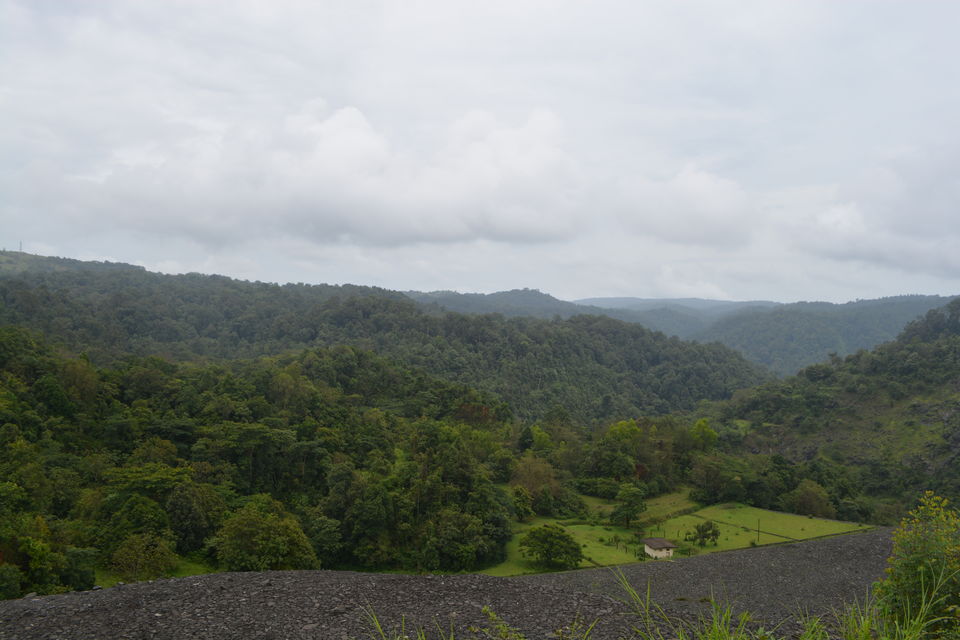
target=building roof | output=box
[642,537,677,549]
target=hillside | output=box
[706,298,960,510]
[428,291,955,376]
[0,251,769,422]
[5,252,947,383]
[695,296,956,375]
[407,288,713,336]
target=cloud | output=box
[7,99,584,248]
[615,165,754,246]
[3,0,960,303]
[768,148,960,280]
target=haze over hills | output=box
[576,296,780,314]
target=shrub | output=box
[60,548,97,591]
[111,533,178,582]
[874,491,960,635]
[0,563,22,600]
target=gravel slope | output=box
[519,527,893,631]
[0,528,892,640]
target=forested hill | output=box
[418,290,955,376]
[406,289,712,337]
[706,298,960,507]
[0,252,768,422]
[695,295,956,376]
[0,325,526,593]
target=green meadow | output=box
[482,491,872,576]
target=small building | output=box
[642,537,677,559]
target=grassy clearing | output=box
[694,503,870,540]
[644,514,786,551]
[638,488,698,523]
[649,504,872,555]
[583,488,697,521]
[484,491,703,576]
[483,492,873,576]
[481,516,642,576]
[95,556,217,588]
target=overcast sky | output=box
[3,1,960,302]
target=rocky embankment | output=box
[0,528,892,640]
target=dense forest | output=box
[0,325,885,598]
[2,252,959,600]
[0,252,768,424]
[695,296,956,375]
[700,298,960,518]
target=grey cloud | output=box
[615,165,755,247]
[4,1,960,302]
[773,148,960,280]
[29,103,585,248]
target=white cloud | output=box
[615,165,754,246]
[18,101,583,249]
[3,0,960,302]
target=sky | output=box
[2,1,960,303]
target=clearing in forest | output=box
[483,492,872,576]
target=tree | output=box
[60,548,97,591]
[511,486,535,522]
[686,520,721,547]
[780,479,836,518]
[299,506,343,567]
[610,484,647,529]
[690,418,718,451]
[518,524,583,569]
[0,564,21,599]
[210,496,318,571]
[111,533,178,582]
[510,452,558,498]
[101,493,171,554]
[166,482,227,553]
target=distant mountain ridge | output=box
[411,289,956,376]
[2,251,953,378]
[576,296,779,314]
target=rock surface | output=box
[0,528,892,640]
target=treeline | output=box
[0,252,769,423]
[702,298,960,517]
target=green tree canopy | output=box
[610,484,647,529]
[210,495,318,571]
[518,523,583,570]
